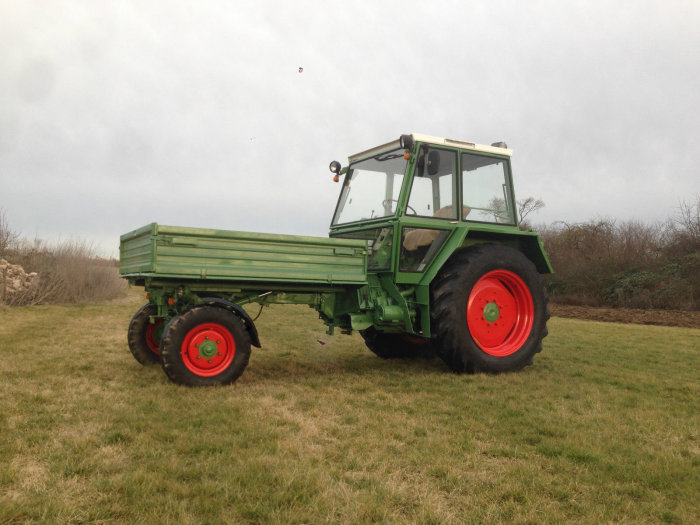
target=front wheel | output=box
[431,245,549,373]
[159,306,251,386]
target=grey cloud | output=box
[1,0,698,256]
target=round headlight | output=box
[399,134,413,151]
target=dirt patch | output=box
[550,303,700,329]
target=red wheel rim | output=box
[180,323,236,377]
[145,319,164,355]
[466,270,534,357]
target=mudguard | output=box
[198,296,262,347]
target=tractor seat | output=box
[402,206,471,251]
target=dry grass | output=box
[0,289,699,523]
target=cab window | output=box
[400,227,450,272]
[407,148,458,219]
[461,152,515,224]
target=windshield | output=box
[331,149,407,225]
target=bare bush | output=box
[675,195,700,239]
[517,197,545,229]
[0,209,19,258]
[2,237,126,307]
[538,219,695,309]
[666,195,700,257]
[540,220,618,306]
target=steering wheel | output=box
[382,199,417,215]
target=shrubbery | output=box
[1,211,126,306]
[539,196,700,309]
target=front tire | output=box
[127,304,164,365]
[160,306,251,386]
[431,245,549,373]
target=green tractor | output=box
[120,133,552,386]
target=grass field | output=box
[1,289,698,524]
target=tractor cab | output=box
[329,134,520,278]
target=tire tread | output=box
[127,304,162,365]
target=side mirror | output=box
[427,150,440,175]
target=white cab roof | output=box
[349,133,512,162]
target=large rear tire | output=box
[127,304,164,365]
[160,306,251,386]
[359,327,435,359]
[431,245,549,373]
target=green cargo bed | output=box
[120,223,368,285]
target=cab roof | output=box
[349,133,513,163]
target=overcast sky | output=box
[1,0,698,256]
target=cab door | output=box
[396,146,460,284]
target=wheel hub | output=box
[483,302,500,323]
[197,338,219,359]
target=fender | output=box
[461,229,554,274]
[198,297,262,348]
[421,228,552,287]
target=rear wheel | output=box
[160,306,251,386]
[431,245,549,373]
[359,327,435,359]
[127,304,164,365]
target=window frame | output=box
[330,148,409,227]
[459,151,516,226]
[405,146,459,221]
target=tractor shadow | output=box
[240,346,451,386]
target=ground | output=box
[551,303,700,329]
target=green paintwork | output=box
[483,303,500,323]
[197,339,218,359]
[119,134,552,344]
[120,223,367,285]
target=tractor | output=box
[120,133,551,386]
